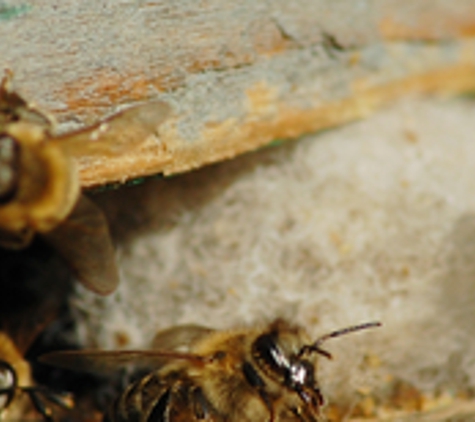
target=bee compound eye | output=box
[0,360,18,410]
[252,333,289,380]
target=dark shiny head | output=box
[252,320,381,409]
[252,320,323,410]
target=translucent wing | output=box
[39,324,214,376]
[150,324,214,352]
[39,350,205,377]
[42,195,119,295]
[52,101,171,158]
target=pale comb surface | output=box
[73,96,475,401]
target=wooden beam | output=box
[2,1,475,187]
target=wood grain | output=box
[2,1,475,187]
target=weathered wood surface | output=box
[2,0,475,187]
[348,399,475,422]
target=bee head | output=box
[251,319,322,409]
[252,320,381,410]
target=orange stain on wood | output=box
[245,82,278,117]
[379,17,475,40]
[59,70,159,122]
[78,62,475,187]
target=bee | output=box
[40,319,381,422]
[0,357,73,422]
[0,325,75,422]
[0,70,170,295]
[0,236,78,421]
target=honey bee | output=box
[0,70,169,294]
[0,70,78,248]
[0,325,76,422]
[40,319,381,422]
[0,357,73,421]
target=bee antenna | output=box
[298,321,381,360]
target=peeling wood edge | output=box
[76,62,475,189]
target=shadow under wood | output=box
[92,140,300,246]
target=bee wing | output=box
[39,349,205,377]
[150,325,215,352]
[52,101,171,158]
[42,195,119,295]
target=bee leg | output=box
[242,362,275,422]
[24,388,54,422]
[291,406,319,422]
[314,386,324,407]
[37,388,74,411]
[0,386,16,412]
[298,345,332,360]
[191,387,212,419]
[262,394,275,422]
[146,387,172,422]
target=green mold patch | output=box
[88,174,165,194]
[0,3,30,21]
[265,139,287,148]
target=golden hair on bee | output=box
[0,70,171,295]
[0,70,78,245]
[41,319,381,422]
[0,331,73,422]
[0,357,73,421]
